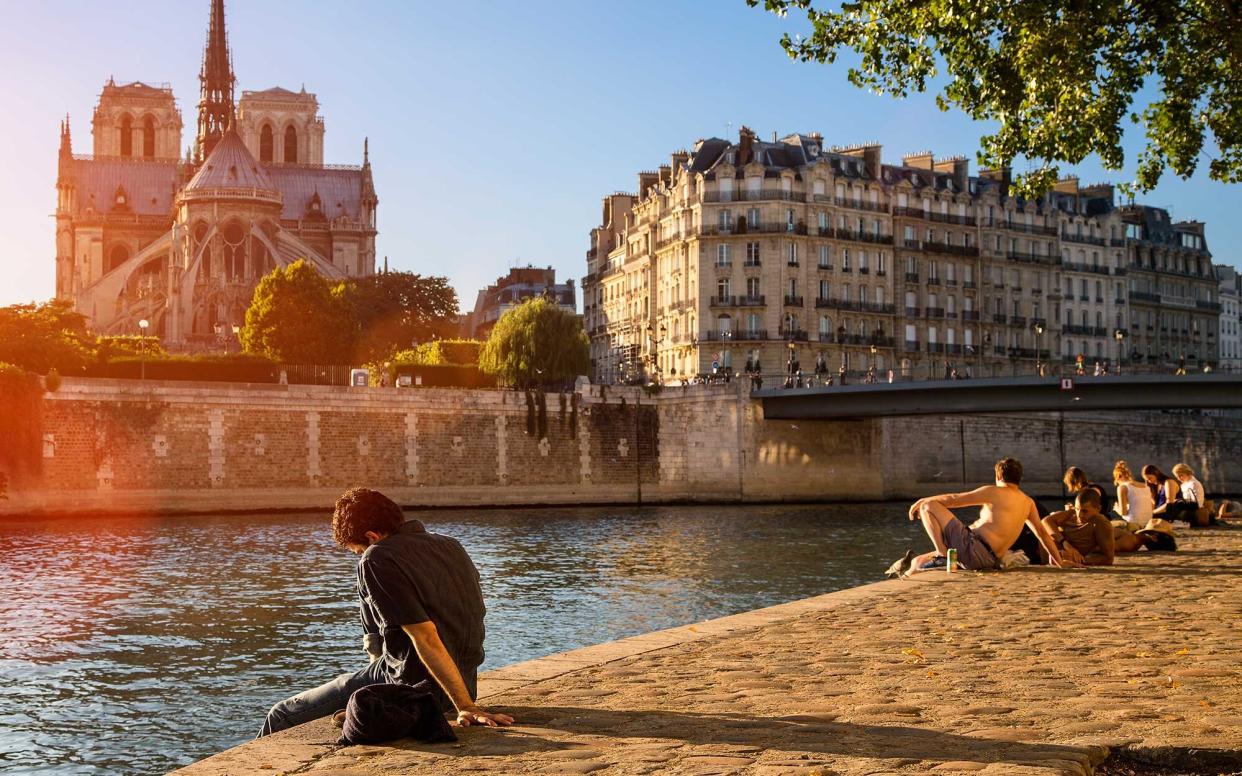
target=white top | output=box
[1180,477,1205,507]
[1119,481,1154,525]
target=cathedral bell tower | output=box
[194,0,236,163]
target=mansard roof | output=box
[185,129,277,193]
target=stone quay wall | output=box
[2,378,1239,515]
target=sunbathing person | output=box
[1042,489,1114,566]
[1112,460,1153,528]
[898,457,1067,575]
[1062,466,1112,514]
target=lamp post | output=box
[1114,329,1126,375]
[231,324,241,353]
[138,319,150,380]
[1034,321,1045,377]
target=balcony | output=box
[1131,291,1162,303]
[702,189,799,203]
[784,295,805,307]
[787,260,799,267]
[1002,221,1059,236]
[876,269,888,277]
[738,295,765,306]
[962,280,977,289]
[961,310,981,321]
[1006,250,1057,265]
[710,295,766,307]
[701,329,768,342]
[1032,288,1044,296]
[834,196,890,213]
[905,272,920,283]
[816,262,832,271]
[926,277,942,287]
[904,340,922,352]
[1115,298,1126,305]
[858,266,870,275]
[925,307,946,319]
[1063,260,1110,276]
[1010,315,1028,326]
[1197,299,1223,312]
[923,241,980,257]
[744,259,761,267]
[779,329,810,341]
[818,299,897,314]
[905,306,922,317]
[1061,232,1106,246]
[992,314,1008,324]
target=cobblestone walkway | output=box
[177,527,1242,775]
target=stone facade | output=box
[1218,266,1241,371]
[54,0,377,346]
[583,128,1221,384]
[4,378,1239,515]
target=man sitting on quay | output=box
[898,457,1068,575]
[259,488,513,737]
[1042,488,1115,566]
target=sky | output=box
[0,0,1237,312]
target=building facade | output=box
[464,266,577,339]
[1216,266,1240,372]
[54,0,377,347]
[583,127,1222,383]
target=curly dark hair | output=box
[994,457,1023,485]
[332,488,405,547]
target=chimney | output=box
[637,171,659,199]
[1053,176,1079,195]
[670,150,689,170]
[843,144,883,178]
[902,151,934,170]
[934,156,969,191]
[979,166,1012,196]
[658,164,672,187]
[738,125,756,166]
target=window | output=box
[716,244,731,266]
[747,277,761,297]
[747,208,760,228]
[746,313,761,332]
[142,115,155,158]
[878,252,887,274]
[787,243,798,264]
[746,242,760,264]
[947,296,957,315]
[787,278,797,296]
[820,316,831,336]
[283,125,298,163]
[859,251,869,271]
[819,280,830,300]
[946,263,956,283]
[717,278,730,298]
[718,210,732,230]
[259,124,274,162]
[818,245,830,269]
[119,114,133,157]
[717,314,732,334]
[842,249,851,271]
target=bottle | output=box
[946,548,957,573]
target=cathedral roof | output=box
[265,165,366,220]
[185,128,278,194]
[65,157,179,217]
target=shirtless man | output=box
[1042,488,1114,566]
[902,457,1067,574]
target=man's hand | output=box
[456,706,515,727]
[1060,544,1086,567]
[908,498,928,521]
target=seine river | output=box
[0,503,923,775]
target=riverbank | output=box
[174,525,1242,775]
[4,378,1241,517]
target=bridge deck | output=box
[752,374,1242,419]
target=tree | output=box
[0,299,95,374]
[478,298,590,389]
[337,272,459,362]
[240,260,353,364]
[747,0,1241,194]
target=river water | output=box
[0,503,923,775]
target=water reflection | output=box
[0,503,922,775]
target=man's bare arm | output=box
[1084,516,1115,566]
[402,622,514,727]
[1026,501,1067,567]
[909,486,993,519]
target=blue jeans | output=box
[258,658,389,737]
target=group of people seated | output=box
[891,456,1232,577]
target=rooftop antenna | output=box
[726,121,732,139]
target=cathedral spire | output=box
[194,0,236,163]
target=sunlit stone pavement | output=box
[175,525,1242,775]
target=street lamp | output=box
[138,319,150,381]
[232,324,241,353]
[1114,329,1126,374]
[1033,321,1045,376]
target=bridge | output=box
[752,374,1242,419]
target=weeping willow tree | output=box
[478,297,590,390]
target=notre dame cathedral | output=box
[54,0,378,347]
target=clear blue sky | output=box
[0,0,1236,311]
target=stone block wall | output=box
[2,378,1238,515]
